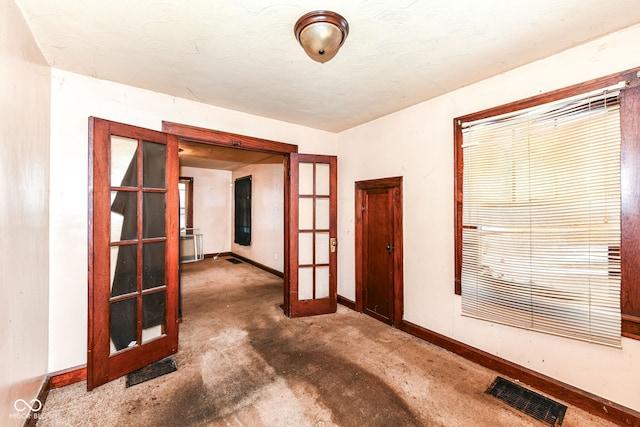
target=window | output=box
[455,67,640,345]
[234,176,251,246]
[178,177,193,233]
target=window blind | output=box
[460,84,623,347]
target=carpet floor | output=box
[37,256,615,426]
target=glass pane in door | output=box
[110,298,137,354]
[299,198,314,230]
[316,267,330,299]
[315,232,330,265]
[142,291,166,343]
[299,163,314,195]
[143,242,165,290]
[315,198,330,230]
[315,163,330,196]
[143,141,166,189]
[143,193,165,238]
[111,136,138,188]
[298,267,314,300]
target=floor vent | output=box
[226,258,243,264]
[486,376,567,426]
[126,357,177,388]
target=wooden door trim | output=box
[355,177,403,327]
[162,121,298,154]
[160,121,299,317]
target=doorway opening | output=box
[163,121,339,318]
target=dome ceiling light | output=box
[294,10,349,63]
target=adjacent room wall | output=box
[180,166,232,256]
[232,160,285,272]
[48,69,337,372]
[337,24,640,411]
[0,0,50,422]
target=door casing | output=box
[161,122,337,318]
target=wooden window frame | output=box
[454,66,640,340]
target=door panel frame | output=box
[287,154,338,317]
[88,117,179,390]
[355,177,404,327]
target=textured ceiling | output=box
[16,0,640,132]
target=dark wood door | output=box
[363,188,394,323]
[88,118,179,390]
[285,154,338,317]
[356,177,403,326]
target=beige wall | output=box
[180,166,232,255]
[337,24,640,411]
[232,161,285,272]
[47,69,337,372]
[0,0,51,422]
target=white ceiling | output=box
[16,0,640,132]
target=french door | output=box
[285,154,338,317]
[88,118,179,390]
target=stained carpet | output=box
[37,257,616,426]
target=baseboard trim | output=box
[399,320,640,426]
[204,251,231,259]
[230,253,284,278]
[49,365,87,389]
[21,366,86,426]
[22,376,50,427]
[337,295,356,310]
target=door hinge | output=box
[361,205,366,212]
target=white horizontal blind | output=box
[460,85,622,347]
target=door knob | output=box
[386,244,394,254]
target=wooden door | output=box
[285,154,338,317]
[363,188,395,324]
[355,177,403,326]
[88,118,179,390]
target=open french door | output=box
[285,154,338,317]
[88,118,179,390]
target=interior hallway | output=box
[37,257,614,426]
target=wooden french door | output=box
[355,177,403,327]
[285,154,338,317]
[88,118,179,390]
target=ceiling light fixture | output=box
[294,10,349,63]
